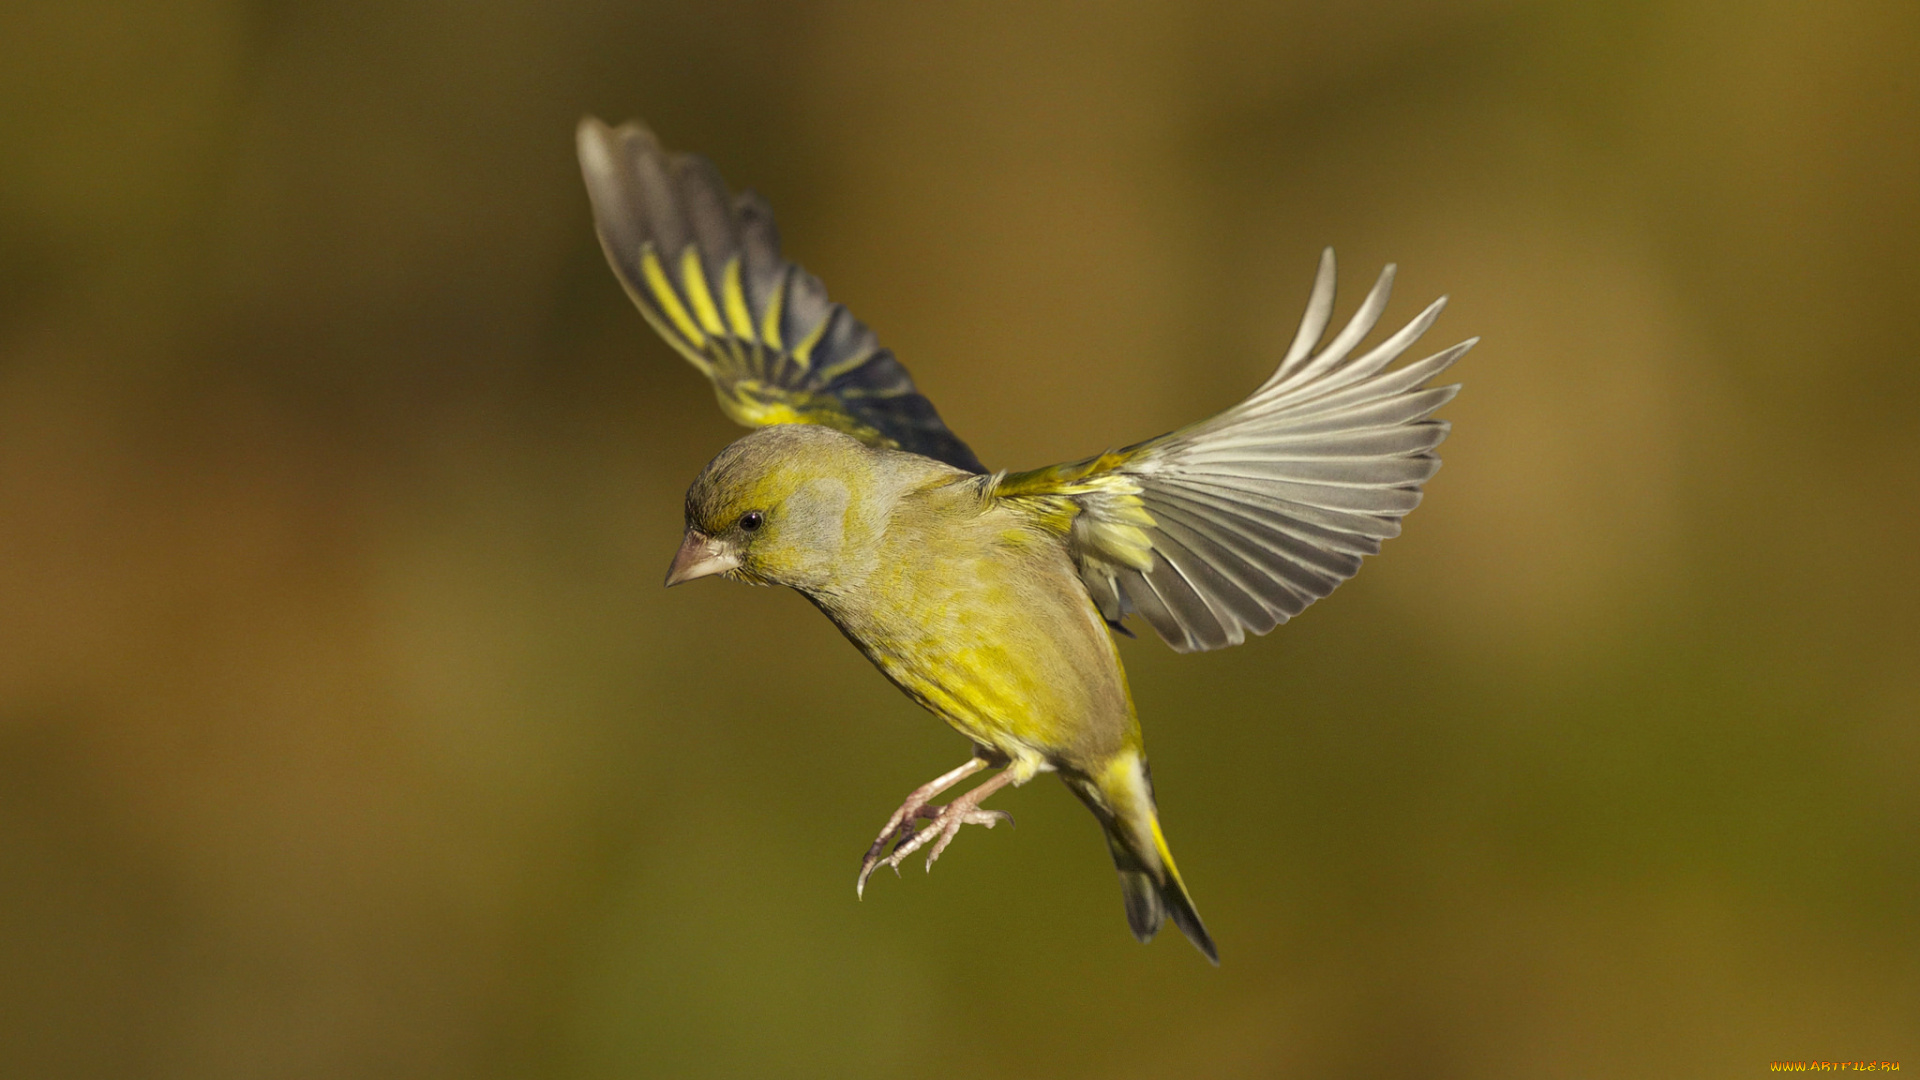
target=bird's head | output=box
[667,425,878,592]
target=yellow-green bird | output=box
[577,117,1471,964]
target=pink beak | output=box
[664,530,740,587]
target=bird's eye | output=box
[738,511,764,533]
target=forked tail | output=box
[1068,752,1218,964]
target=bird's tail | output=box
[1067,751,1218,964]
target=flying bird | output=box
[576,117,1472,964]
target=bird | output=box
[576,116,1472,965]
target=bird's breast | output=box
[817,509,1140,765]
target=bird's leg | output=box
[878,768,1016,878]
[857,757,1005,897]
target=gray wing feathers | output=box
[1115,249,1472,652]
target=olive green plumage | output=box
[578,117,1473,965]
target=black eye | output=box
[738,511,764,533]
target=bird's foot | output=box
[889,796,1013,876]
[856,762,1014,897]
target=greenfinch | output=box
[577,117,1471,964]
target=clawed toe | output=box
[857,819,914,897]
[921,806,1011,869]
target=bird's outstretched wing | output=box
[994,249,1472,652]
[577,117,985,473]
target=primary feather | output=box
[996,249,1473,652]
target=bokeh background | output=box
[3,1,1916,1076]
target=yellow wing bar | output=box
[577,117,985,473]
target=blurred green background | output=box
[3,1,1916,1076]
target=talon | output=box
[969,809,1011,829]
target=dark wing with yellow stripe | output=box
[576,117,984,473]
[994,250,1471,652]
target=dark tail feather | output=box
[1159,870,1218,965]
[1108,833,1166,941]
[1098,801,1220,965]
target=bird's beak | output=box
[664,530,740,587]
